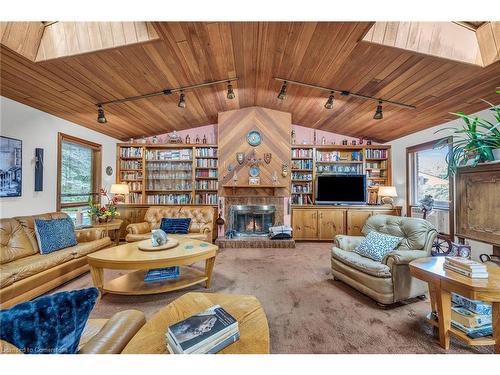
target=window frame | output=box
[56,132,102,211]
[405,136,454,238]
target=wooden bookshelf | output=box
[116,144,218,205]
[290,144,392,206]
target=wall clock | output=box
[246,130,262,147]
[249,166,260,177]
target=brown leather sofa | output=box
[126,206,215,243]
[331,214,437,306]
[0,309,146,354]
[0,212,112,308]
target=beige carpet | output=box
[53,243,493,354]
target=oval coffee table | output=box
[122,292,270,354]
[86,235,218,295]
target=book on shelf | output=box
[451,320,492,338]
[451,306,492,328]
[144,267,180,282]
[451,293,492,315]
[443,262,488,278]
[443,258,488,278]
[166,305,239,354]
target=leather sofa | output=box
[331,214,437,306]
[126,206,215,243]
[0,212,112,308]
[0,309,146,354]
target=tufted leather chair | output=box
[125,206,215,243]
[0,213,112,308]
[331,214,437,305]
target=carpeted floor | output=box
[54,243,493,354]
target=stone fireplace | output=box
[227,205,276,237]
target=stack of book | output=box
[144,267,180,282]
[443,257,488,279]
[166,305,239,354]
[451,293,492,338]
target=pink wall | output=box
[145,124,218,144]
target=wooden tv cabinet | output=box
[291,205,402,240]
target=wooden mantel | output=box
[222,184,288,197]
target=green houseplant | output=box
[435,98,500,176]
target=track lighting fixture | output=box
[95,78,237,123]
[373,101,383,120]
[227,82,235,99]
[324,92,335,109]
[97,105,107,124]
[178,91,186,108]
[277,81,287,100]
[273,78,415,116]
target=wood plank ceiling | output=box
[1,22,499,142]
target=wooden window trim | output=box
[405,136,454,238]
[57,132,102,211]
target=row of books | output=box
[195,192,218,205]
[291,194,313,205]
[120,147,143,158]
[167,305,239,354]
[195,147,218,157]
[195,180,218,190]
[146,193,192,204]
[121,171,143,180]
[450,293,492,339]
[444,257,488,279]
[120,160,143,170]
[126,181,142,191]
[146,161,192,171]
[292,182,312,193]
[316,150,363,162]
[291,172,312,181]
[146,182,192,190]
[365,149,387,159]
[144,267,180,282]
[196,170,218,178]
[146,149,192,161]
[196,159,218,168]
[128,193,142,204]
[292,148,313,158]
[291,159,313,170]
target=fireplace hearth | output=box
[227,205,276,237]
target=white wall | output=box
[387,107,495,260]
[0,96,120,218]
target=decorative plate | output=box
[246,130,262,146]
[137,238,179,251]
[249,166,260,177]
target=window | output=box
[57,133,101,224]
[406,137,454,237]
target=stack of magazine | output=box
[444,257,488,279]
[450,293,492,338]
[166,305,239,354]
[144,267,180,282]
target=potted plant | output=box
[435,98,500,176]
[87,188,120,223]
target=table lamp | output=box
[110,183,129,203]
[378,186,397,207]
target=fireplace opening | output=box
[227,205,276,237]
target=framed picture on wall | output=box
[0,136,22,197]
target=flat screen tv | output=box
[315,175,366,205]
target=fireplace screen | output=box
[229,205,276,237]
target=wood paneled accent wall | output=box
[0,22,45,61]
[217,107,291,196]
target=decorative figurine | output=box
[351,140,357,145]
[313,130,317,145]
[281,163,289,177]
[152,135,159,144]
[272,171,278,185]
[185,134,191,144]
[342,139,348,145]
[321,136,326,145]
[358,138,364,145]
[236,152,245,165]
[151,229,168,247]
[264,153,272,164]
[168,131,183,144]
[195,134,200,144]
[367,140,372,145]
[129,137,134,144]
[291,129,296,145]
[202,134,207,144]
[140,136,147,144]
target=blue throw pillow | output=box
[354,231,403,262]
[0,287,99,354]
[160,218,192,234]
[35,217,78,254]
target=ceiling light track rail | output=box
[273,77,416,110]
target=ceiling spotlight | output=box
[178,91,186,108]
[97,105,107,124]
[227,82,235,99]
[324,92,335,109]
[373,101,383,120]
[277,81,287,100]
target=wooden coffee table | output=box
[409,257,500,353]
[86,235,218,296]
[122,292,270,354]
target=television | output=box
[315,175,367,205]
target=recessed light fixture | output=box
[373,101,383,120]
[178,91,186,108]
[324,92,335,109]
[277,81,287,100]
[97,105,107,123]
[227,82,235,99]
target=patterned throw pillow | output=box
[34,217,78,254]
[0,288,99,354]
[354,231,403,262]
[160,218,192,234]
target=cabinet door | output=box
[318,209,346,240]
[292,209,318,240]
[346,210,372,236]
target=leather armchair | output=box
[0,309,146,354]
[126,206,215,243]
[331,214,437,305]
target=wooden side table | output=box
[409,257,500,353]
[91,219,123,245]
